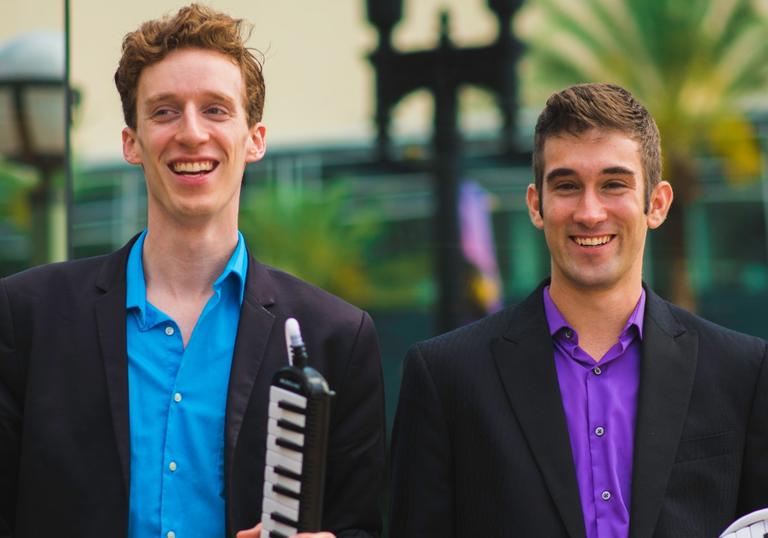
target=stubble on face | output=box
[528,129,654,297]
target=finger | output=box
[236,522,262,538]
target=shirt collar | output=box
[126,230,249,321]
[542,285,646,341]
[216,231,248,304]
[125,230,149,322]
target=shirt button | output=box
[593,366,602,375]
[601,490,612,501]
[167,532,176,538]
[595,426,605,437]
[165,326,175,336]
[174,392,182,403]
[169,461,177,472]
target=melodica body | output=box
[261,319,335,538]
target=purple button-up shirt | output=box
[544,287,645,538]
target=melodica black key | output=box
[261,318,335,538]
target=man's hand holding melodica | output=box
[236,523,336,538]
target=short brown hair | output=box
[114,3,265,129]
[532,83,661,211]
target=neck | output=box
[142,217,239,299]
[548,278,643,360]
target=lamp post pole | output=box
[432,13,463,334]
[65,0,74,261]
[27,164,57,267]
[366,0,524,333]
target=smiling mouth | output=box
[572,235,613,247]
[169,160,218,175]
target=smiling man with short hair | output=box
[389,83,768,537]
[0,5,385,538]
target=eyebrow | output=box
[143,93,177,109]
[545,166,636,182]
[143,91,239,109]
[601,166,636,176]
[545,168,576,181]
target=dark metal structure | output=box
[366,0,524,332]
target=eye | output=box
[205,105,230,118]
[604,180,628,190]
[553,181,578,192]
[150,107,177,120]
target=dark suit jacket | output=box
[0,237,385,537]
[389,282,768,537]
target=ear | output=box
[122,127,142,165]
[647,180,673,229]
[245,122,267,163]
[526,183,544,229]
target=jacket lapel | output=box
[491,285,586,538]
[629,290,698,538]
[94,238,137,495]
[224,256,276,480]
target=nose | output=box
[573,188,607,228]
[175,106,209,147]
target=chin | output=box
[168,202,218,220]
[560,268,622,292]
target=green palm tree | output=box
[516,0,768,309]
[239,179,430,309]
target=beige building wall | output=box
[3,0,499,162]
[1,2,63,33]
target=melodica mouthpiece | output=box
[285,318,304,347]
[285,318,309,368]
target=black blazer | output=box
[0,237,385,537]
[389,283,768,537]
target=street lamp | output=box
[366,0,524,333]
[0,31,72,266]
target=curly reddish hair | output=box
[114,3,265,129]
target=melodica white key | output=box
[260,318,335,538]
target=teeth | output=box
[574,235,611,246]
[172,160,214,173]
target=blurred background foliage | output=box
[0,161,37,276]
[0,161,32,229]
[239,179,432,310]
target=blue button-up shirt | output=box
[126,230,247,538]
